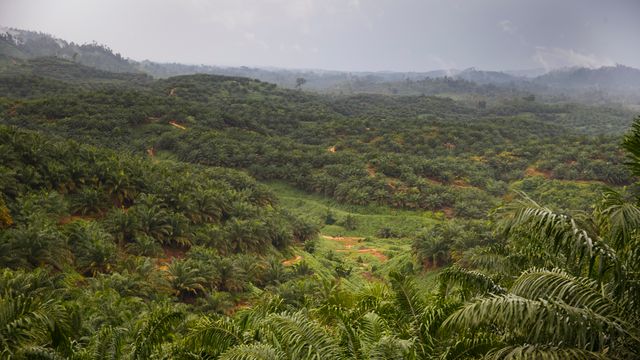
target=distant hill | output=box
[534,65,640,90]
[455,68,522,85]
[0,26,139,73]
[2,26,640,104]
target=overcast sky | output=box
[1,0,639,72]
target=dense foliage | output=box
[3,115,638,358]
[0,57,630,219]
[0,47,639,359]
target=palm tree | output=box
[65,220,117,276]
[105,207,137,247]
[223,218,268,254]
[193,189,224,223]
[100,159,138,208]
[215,257,247,293]
[0,268,73,359]
[126,233,163,257]
[0,219,71,270]
[71,187,107,216]
[436,117,640,358]
[165,259,207,301]
[438,192,640,358]
[131,194,172,244]
[130,307,183,360]
[177,308,341,359]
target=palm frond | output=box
[358,312,386,345]
[261,311,341,360]
[484,344,607,360]
[15,345,65,359]
[510,268,620,318]
[439,266,506,299]
[441,294,627,351]
[89,325,126,360]
[498,194,618,278]
[364,335,413,360]
[436,332,502,360]
[219,343,284,360]
[461,246,526,277]
[389,272,425,321]
[0,295,69,357]
[131,307,183,360]
[597,188,640,251]
[622,116,640,177]
[181,316,244,357]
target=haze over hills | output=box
[3,26,640,104]
[2,8,640,358]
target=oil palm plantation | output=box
[436,118,640,359]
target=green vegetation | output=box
[0,45,639,358]
[0,57,631,220]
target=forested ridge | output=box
[1,51,639,359]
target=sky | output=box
[1,0,639,72]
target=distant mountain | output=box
[454,68,522,85]
[504,68,548,78]
[2,26,640,104]
[534,65,640,90]
[0,26,139,73]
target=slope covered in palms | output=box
[0,29,639,359]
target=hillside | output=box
[0,27,140,73]
[1,29,639,359]
[0,58,633,220]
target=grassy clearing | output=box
[267,181,441,238]
[266,181,441,283]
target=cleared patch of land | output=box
[266,181,440,279]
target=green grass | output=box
[266,181,441,281]
[267,181,441,238]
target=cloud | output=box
[243,32,269,49]
[498,20,516,34]
[202,0,360,30]
[533,47,614,70]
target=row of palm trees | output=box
[1,117,639,358]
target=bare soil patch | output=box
[366,164,377,177]
[524,166,551,178]
[282,255,303,266]
[169,121,187,130]
[323,235,387,262]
